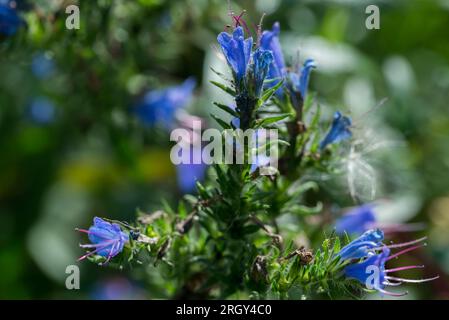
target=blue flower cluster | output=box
[217,23,316,100]
[338,229,438,296]
[216,23,355,150]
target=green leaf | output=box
[255,113,291,128]
[210,67,229,81]
[213,102,239,117]
[242,224,261,235]
[211,114,231,129]
[257,79,284,109]
[210,80,236,96]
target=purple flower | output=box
[217,27,253,82]
[260,22,286,90]
[251,48,273,97]
[336,204,376,235]
[135,78,196,128]
[319,111,352,150]
[340,230,439,296]
[0,1,21,36]
[76,217,129,264]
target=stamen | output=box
[385,237,427,249]
[233,10,251,35]
[79,240,115,248]
[378,288,408,297]
[386,275,440,284]
[383,281,403,287]
[386,265,425,273]
[78,248,102,261]
[387,244,426,261]
[256,13,266,46]
[77,240,116,261]
[99,242,117,266]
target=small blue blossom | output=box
[336,204,376,235]
[337,229,384,261]
[31,53,55,79]
[217,26,253,82]
[176,162,207,194]
[319,111,352,150]
[260,22,286,88]
[287,59,316,100]
[77,217,129,264]
[28,97,55,124]
[251,48,273,97]
[0,1,21,36]
[135,78,196,128]
[344,247,390,291]
[176,146,207,193]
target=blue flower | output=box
[217,27,253,82]
[344,247,390,291]
[340,230,439,296]
[319,111,352,150]
[337,229,384,261]
[77,217,129,264]
[336,204,376,235]
[135,78,196,128]
[28,97,55,124]
[31,53,55,79]
[176,145,207,193]
[0,2,21,36]
[288,59,316,100]
[176,163,207,194]
[251,47,273,97]
[260,22,286,89]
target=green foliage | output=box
[1,0,448,300]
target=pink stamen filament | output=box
[77,240,116,261]
[100,241,118,266]
[386,265,425,273]
[385,275,440,284]
[387,244,426,261]
[232,11,251,35]
[385,237,427,249]
[378,288,408,297]
[383,281,403,287]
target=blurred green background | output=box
[0,0,448,299]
